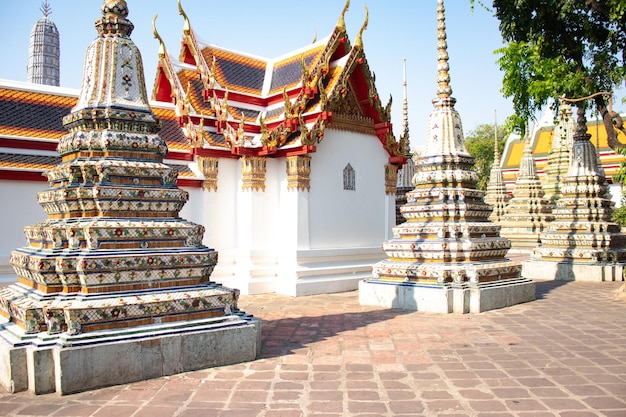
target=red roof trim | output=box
[0,137,58,152]
[177,178,202,188]
[0,170,47,182]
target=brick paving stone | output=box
[600,410,626,417]
[92,405,141,417]
[387,400,426,414]
[51,404,103,416]
[132,405,181,417]
[558,412,602,417]
[582,396,626,409]
[264,411,304,417]
[542,398,589,410]
[468,400,508,412]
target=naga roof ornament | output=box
[354,5,368,50]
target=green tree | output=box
[485,0,626,147]
[465,123,507,191]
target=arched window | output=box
[343,163,355,191]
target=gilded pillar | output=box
[241,156,266,192]
[385,163,398,195]
[197,156,219,192]
[286,155,311,192]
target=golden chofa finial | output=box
[354,5,369,50]
[337,0,350,30]
[178,0,191,35]
[435,0,452,98]
[152,15,166,59]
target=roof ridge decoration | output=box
[178,0,212,90]
[337,0,350,30]
[354,5,368,50]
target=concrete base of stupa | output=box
[358,278,536,313]
[523,259,625,282]
[0,314,260,395]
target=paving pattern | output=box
[1,278,625,416]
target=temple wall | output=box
[309,129,393,249]
[0,180,47,278]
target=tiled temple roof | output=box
[200,47,266,96]
[151,2,404,162]
[0,87,73,139]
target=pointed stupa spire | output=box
[401,58,410,149]
[484,110,511,224]
[435,0,452,99]
[519,123,537,177]
[542,101,575,204]
[396,59,415,208]
[493,111,500,163]
[423,0,466,157]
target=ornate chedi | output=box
[542,102,575,204]
[0,1,258,395]
[524,106,626,281]
[359,0,535,313]
[483,123,511,223]
[498,131,554,250]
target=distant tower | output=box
[395,58,416,224]
[27,1,60,86]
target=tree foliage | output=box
[487,0,626,147]
[465,123,507,191]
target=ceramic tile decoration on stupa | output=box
[0,1,259,395]
[359,0,535,313]
[483,124,512,224]
[523,105,626,281]
[541,102,576,204]
[498,130,554,251]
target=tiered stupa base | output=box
[0,292,260,394]
[359,274,535,313]
[522,259,624,282]
[522,223,626,281]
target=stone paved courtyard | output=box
[0,277,625,416]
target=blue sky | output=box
[0,1,523,149]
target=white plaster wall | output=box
[0,180,47,270]
[308,129,392,249]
